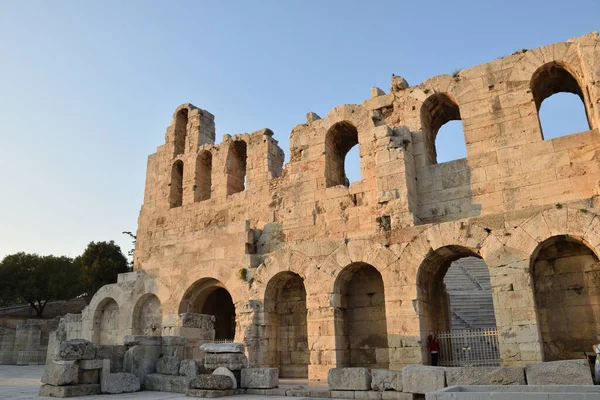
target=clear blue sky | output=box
[0,1,597,260]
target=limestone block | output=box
[355,391,382,400]
[123,344,161,384]
[180,358,204,376]
[95,344,126,372]
[331,390,355,399]
[79,359,104,370]
[41,360,79,386]
[162,336,187,346]
[401,365,445,394]
[190,374,233,390]
[200,343,244,353]
[179,313,215,329]
[156,356,181,375]
[78,369,99,384]
[525,359,593,385]
[204,353,247,370]
[39,384,100,398]
[328,368,371,391]
[144,373,194,393]
[241,368,278,389]
[371,369,402,391]
[213,367,238,389]
[187,389,234,398]
[57,339,95,360]
[445,366,525,386]
[101,372,141,394]
[123,335,161,346]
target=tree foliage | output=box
[78,240,130,299]
[0,253,82,316]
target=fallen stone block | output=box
[123,344,161,385]
[355,391,382,400]
[101,372,141,394]
[123,335,162,346]
[41,360,78,386]
[331,390,355,399]
[180,358,204,376]
[39,384,100,398]
[57,339,95,361]
[200,343,244,353]
[79,359,104,370]
[187,388,233,398]
[309,388,332,398]
[287,388,310,397]
[371,369,402,392]
[381,392,417,400]
[241,367,278,389]
[213,367,237,389]
[190,374,233,390]
[525,359,593,385]
[328,368,371,391]
[95,344,126,372]
[204,352,247,370]
[446,366,525,386]
[78,369,99,384]
[401,365,445,394]
[162,336,187,346]
[157,356,181,375]
[145,373,194,393]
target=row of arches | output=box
[169,140,247,208]
[91,233,600,374]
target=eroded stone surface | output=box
[204,353,247,371]
[190,374,233,390]
[241,368,278,389]
[180,359,203,376]
[57,339,95,361]
[144,373,194,393]
[213,367,238,389]
[402,365,445,394]
[101,372,141,394]
[525,359,593,385]
[156,356,181,375]
[445,366,525,386]
[328,368,371,391]
[200,343,244,354]
[371,369,402,391]
[39,383,100,398]
[41,360,78,386]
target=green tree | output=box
[78,241,130,300]
[0,253,81,316]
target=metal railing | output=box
[436,328,500,367]
[212,339,234,344]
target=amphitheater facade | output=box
[78,32,600,381]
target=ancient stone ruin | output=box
[43,31,600,396]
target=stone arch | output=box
[179,278,236,340]
[132,293,162,336]
[173,108,188,156]
[169,160,184,208]
[530,234,600,361]
[420,92,464,165]
[333,262,389,369]
[92,297,120,344]
[264,271,309,378]
[325,121,359,187]
[226,140,247,195]
[195,150,212,202]
[530,61,592,138]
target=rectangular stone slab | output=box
[241,368,279,389]
[187,389,234,398]
[200,343,244,353]
[144,373,193,393]
[41,360,78,386]
[204,353,247,370]
[328,368,371,391]
[445,366,525,386]
[39,384,100,398]
[525,359,593,385]
[401,365,446,394]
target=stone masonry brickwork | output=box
[78,32,600,381]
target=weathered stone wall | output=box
[80,32,600,380]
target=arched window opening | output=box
[174,108,188,156]
[133,294,162,336]
[421,93,464,164]
[417,249,498,367]
[264,272,309,378]
[325,122,359,188]
[169,160,184,208]
[226,141,247,195]
[531,62,591,140]
[532,235,600,361]
[92,298,119,345]
[195,151,212,202]
[334,263,388,369]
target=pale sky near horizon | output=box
[0,1,597,261]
